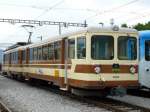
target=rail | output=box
[0,100,12,112]
[2,74,150,112]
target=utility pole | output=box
[110,18,114,26]
[37,36,42,41]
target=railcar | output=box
[139,31,150,89]
[2,26,139,96]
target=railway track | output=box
[128,89,150,99]
[2,75,150,112]
[59,91,150,112]
[31,82,150,112]
[0,100,11,112]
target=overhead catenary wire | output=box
[85,0,140,20]
[35,0,65,19]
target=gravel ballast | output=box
[0,75,109,112]
[109,95,150,109]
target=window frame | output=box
[54,41,61,60]
[42,45,48,61]
[68,39,75,59]
[91,35,114,60]
[77,36,86,59]
[145,40,150,61]
[48,43,54,60]
[33,47,37,61]
[118,36,137,60]
[37,46,42,60]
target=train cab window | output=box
[68,39,75,59]
[91,35,114,60]
[118,36,137,60]
[54,41,61,60]
[48,43,54,60]
[42,45,48,60]
[145,40,150,61]
[38,47,42,60]
[77,37,86,59]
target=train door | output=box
[139,39,150,88]
[117,34,138,85]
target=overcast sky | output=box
[0,0,150,48]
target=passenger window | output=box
[77,37,86,59]
[54,41,61,60]
[29,48,33,61]
[22,50,26,61]
[16,52,18,64]
[3,54,5,64]
[38,47,42,60]
[42,45,48,60]
[48,43,54,60]
[68,39,75,59]
[145,40,150,61]
[33,48,37,60]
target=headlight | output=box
[94,66,101,74]
[129,65,136,74]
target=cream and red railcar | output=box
[2,27,139,96]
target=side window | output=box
[16,52,18,64]
[22,50,26,61]
[145,40,150,61]
[68,39,75,59]
[48,43,54,60]
[11,53,14,63]
[77,37,86,59]
[38,47,42,60]
[33,48,37,60]
[42,45,48,60]
[54,41,61,60]
[3,54,5,64]
[29,48,33,61]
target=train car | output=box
[2,26,139,96]
[2,43,25,79]
[139,31,150,89]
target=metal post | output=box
[59,23,61,35]
[40,36,42,41]
[64,38,68,85]
[28,32,33,43]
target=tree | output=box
[133,21,150,31]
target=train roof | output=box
[28,26,138,48]
[4,26,138,53]
[139,30,150,37]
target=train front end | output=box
[69,27,139,96]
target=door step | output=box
[60,87,68,91]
